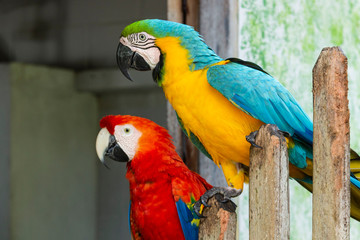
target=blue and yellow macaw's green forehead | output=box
[121,19,197,39]
[120,19,222,71]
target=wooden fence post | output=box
[199,195,237,240]
[249,124,290,240]
[167,0,200,172]
[167,0,237,240]
[312,47,350,239]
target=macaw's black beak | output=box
[104,135,129,162]
[116,42,151,81]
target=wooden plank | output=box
[167,0,200,172]
[199,195,237,240]
[167,0,183,23]
[312,47,350,240]
[166,0,186,158]
[167,0,238,174]
[198,0,238,186]
[199,0,238,58]
[249,124,290,240]
[185,0,200,30]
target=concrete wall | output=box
[77,69,167,239]
[0,65,11,240]
[0,1,168,239]
[96,90,167,240]
[0,64,168,240]
[0,0,167,69]
[7,63,98,240]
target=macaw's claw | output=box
[246,126,290,148]
[279,130,291,138]
[246,130,262,149]
[194,201,206,218]
[266,124,291,140]
[194,187,242,217]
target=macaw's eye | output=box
[120,124,135,137]
[139,33,147,41]
[122,127,133,136]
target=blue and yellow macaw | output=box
[116,19,360,220]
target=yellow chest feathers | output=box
[156,37,263,164]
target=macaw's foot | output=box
[246,130,262,149]
[246,125,291,148]
[194,187,242,217]
[277,129,291,138]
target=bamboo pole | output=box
[249,124,290,240]
[312,47,350,240]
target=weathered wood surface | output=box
[198,0,238,187]
[167,0,183,23]
[312,47,350,240]
[249,124,290,240]
[200,0,238,58]
[167,3,238,238]
[166,0,200,172]
[166,0,185,157]
[199,195,237,240]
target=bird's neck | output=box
[153,36,222,86]
[126,146,184,184]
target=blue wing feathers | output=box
[351,175,360,190]
[208,61,315,169]
[176,199,199,240]
[207,61,314,166]
[206,59,360,216]
[207,62,313,146]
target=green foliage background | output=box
[237,0,360,239]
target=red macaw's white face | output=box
[96,123,142,164]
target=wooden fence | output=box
[197,47,350,240]
[166,1,350,239]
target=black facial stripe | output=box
[134,45,158,50]
[132,40,154,47]
[128,34,156,45]
[132,40,154,46]
[128,34,136,43]
[132,43,155,48]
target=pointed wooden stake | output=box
[312,47,350,240]
[249,124,290,240]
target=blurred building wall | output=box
[7,63,98,240]
[77,69,167,239]
[0,0,167,69]
[0,64,11,240]
[0,0,167,240]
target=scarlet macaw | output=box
[95,115,236,239]
[115,19,360,220]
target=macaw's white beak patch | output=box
[96,128,111,164]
